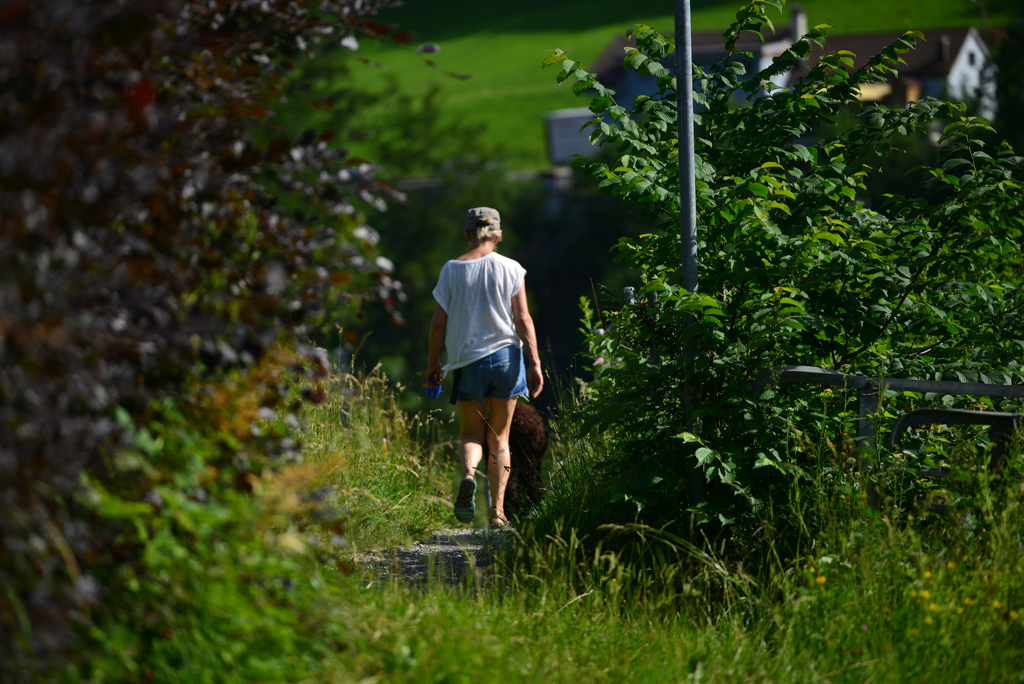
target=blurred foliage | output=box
[69,375,347,682]
[992,22,1024,154]
[545,1,1024,538]
[0,0,414,675]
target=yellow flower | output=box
[1011,611,1020,621]
[924,616,934,625]
[957,608,964,615]
[611,578,617,582]
[923,571,933,580]
[909,590,918,598]
[947,561,956,570]
[815,575,827,585]
[993,600,1002,610]
[929,603,940,612]
[920,590,932,600]
[809,567,816,574]
[965,598,975,606]
[908,627,920,636]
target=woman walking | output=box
[425,207,543,526]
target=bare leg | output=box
[457,400,488,482]
[485,397,518,521]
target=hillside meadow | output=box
[301,0,1016,168]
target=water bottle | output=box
[427,377,441,399]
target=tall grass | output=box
[301,368,458,549]
[323,505,1024,682]
[281,371,1024,682]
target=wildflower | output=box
[860,624,868,632]
[908,627,920,636]
[815,575,827,585]
[809,567,816,574]
[929,603,939,612]
[957,608,964,615]
[909,590,918,598]
[993,600,1002,610]
[1011,611,1019,621]
[965,598,975,606]
[611,578,617,582]
[925,616,934,625]
[920,590,932,600]
[947,561,956,570]
[923,571,933,580]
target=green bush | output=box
[544,0,1024,535]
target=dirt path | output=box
[354,527,516,585]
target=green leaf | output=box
[813,231,846,246]
[791,144,813,163]
[748,182,770,197]
[542,50,568,67]
[695,447,716,465]
[672,432,703,443]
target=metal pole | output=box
[675,0,698,294]
[675,0,703,504]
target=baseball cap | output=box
[464,207,500,231]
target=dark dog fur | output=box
[501,401,548,519]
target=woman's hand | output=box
[424,359,443,386]
[527,365,544,399]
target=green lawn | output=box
[321,0,1016,169]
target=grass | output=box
[300,369,459,548]
[87,367,1021,681]
[281,370,1024,682]
[300,0,1018,169]
[331,525,1024,682]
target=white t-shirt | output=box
[432,252,526,372]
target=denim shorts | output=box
[456,345,528,403]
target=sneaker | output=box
[453,477,477,523]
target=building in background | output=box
[581,5,996,124]
[786,24,996,119]
[545,107,600,167]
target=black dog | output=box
[501,401,548,519]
